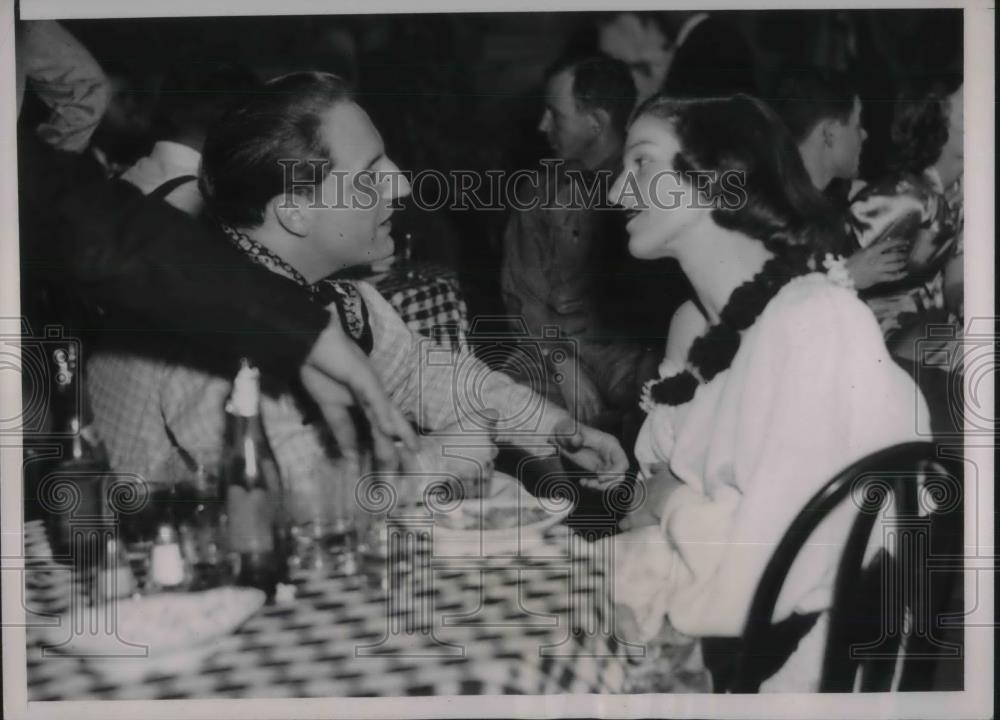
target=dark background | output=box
[55,9,963,321]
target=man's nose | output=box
[538,110,552,135]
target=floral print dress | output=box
[847,168,963,339]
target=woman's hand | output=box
[845,236,909,290]
[619,463,684,531]
[301,318,418,471]
[549,417,628,485]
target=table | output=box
[368,261,469,352]
[22,518,709,699]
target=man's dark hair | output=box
[545,53,637,135]
[153,61,259,144]
[771,68,859,144]
[199,71,353,229]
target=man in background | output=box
[120,61,259,215]
[596,11,757,103]
[773,67,867,195]
[773,68,907,292]
[501,54,654,432]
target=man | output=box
[88,72,626,498]
[773,68,906,292]
[591,13,673,104]
[596,11,756,103]
[120,61,258,214]
[773,68,867,194]
[501,54,653,431]
[17,21,415,463]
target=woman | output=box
[602,94,930,691]
[847,79,964,343]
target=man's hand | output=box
[301,318,418,470]
[549,417,628,483]
[845,236,908,290]
[404,421,499,479]
[397,418,499,505]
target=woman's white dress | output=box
[615,272,931,690]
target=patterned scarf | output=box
[221,224,374,354]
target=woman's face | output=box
[937,85,964,186]
[610,115,709,260]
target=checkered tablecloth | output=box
[22,519,709,700]
[370,263,468,351]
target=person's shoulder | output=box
[764,273,873,337]
[850,171,933,205]
[665,299,708,363]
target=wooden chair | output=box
[720,441,961,692]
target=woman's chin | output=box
[628,235,660,260]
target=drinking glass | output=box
[286,455,366,575]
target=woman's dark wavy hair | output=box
[629,93,847,259]
[200,72,353,228]
[887,75,963,176]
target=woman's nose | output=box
[609,170,632,208]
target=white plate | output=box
[34,586,265,680]
[417,471,573,557]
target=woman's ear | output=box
[271,193,310,237]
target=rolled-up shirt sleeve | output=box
[355,282,567,441]
[19,20,110,152]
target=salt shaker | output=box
[149,523,187,591]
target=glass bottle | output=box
[220,359,289,602]
[48,342,112,561]
[95,535,137,601]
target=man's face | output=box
[538,69,594,163]
[828,96,867,180]
[306,101,411,273]
[598,13,672,104]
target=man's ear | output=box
[589,107,612,137]
[271,193,310,237]
[820,118,838,148]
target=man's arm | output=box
[50,173,332,373]
[17,20,110,152]
[19,143,416,460]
